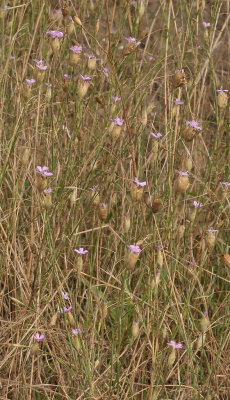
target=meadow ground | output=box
[0,0,230,399]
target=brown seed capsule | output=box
[73,15,82,26]
[124,214,131,233]
[73,335,81,350]
[151,198,163,213]
[222,254,230,269]
[50,312,58,327]
[173,69,186,89]
[43,193,52,210]
[130,183,144,202]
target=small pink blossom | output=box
[64,74,71,79]
[45,83,52,88]
[46,30,64,38]
[62,291,70,300]
[167,340,182,349]
[34,333,45,342]
[221,182,230,186]
[133,177,146,186]
[111,116,124,126]
[36,166,53,177]
[125,37,141,46]
[44,187,52,194]
[112,96,121,102]
[175,170,189,176]
[36,64,48,71]
[217,87,228,93]
[74,248,88,255]
[70,45,82,53]
[79,74,91,81]
[58,306,72,313]
[72,328,82,335]
[150,132,162,139]
[193,201,203,208]
[25,78,36,85]
[203,22,210,28]
[128,245,141,254]
[207,228,218,233]
[175,98,184,105]
[186,120,202,130]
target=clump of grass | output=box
[0,0,230,399]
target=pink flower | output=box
[74,248,88,255]
[202,22,210,28]
[111,116,124,126]
[193,201,203,208]
[112,96,121,102]
[133,177,146,186]
[46,30,64,38]
[125,37,141,46]
[167,340,182,349]
[175,98,184,105]
[186,120,202,130]
[58,306,72,313]
[158,245,163,251]
[70,45,82,53]
[221,182,230,186]
[84,53,97,59]
[64,74,71,79]
[62,291,70,300]
[217,87,228,93]
[72,328,82,335]
[25,78,36,85]
[45,83,52,88]
[44,187,52,194]
[36,166,53,177]
[150,132,162,139]
[34,333,45,341]
[175,170,189,176]
[36,64,48,71]
[79,74,91,81]
[128,245,141,254]
[207,228,218,233]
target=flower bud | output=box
[141,106,147,128]
[184,154,193,171]
[138,1,145,19]
[124,214,131,233]
[70,188,78,207]
[67,312,75,327]
[196,332,206,350]
[102,302,108,319]
[76,256,83,273]
[131,321,139,339]
[21,148,30,166]
[168,349,176,366]
[73,15,82,26]
[157,248,163,267]
[200,312,209,332]
[95,19,100,35]
[178,225,185,240]
[73,335,81,350]
[66,17,74,35]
